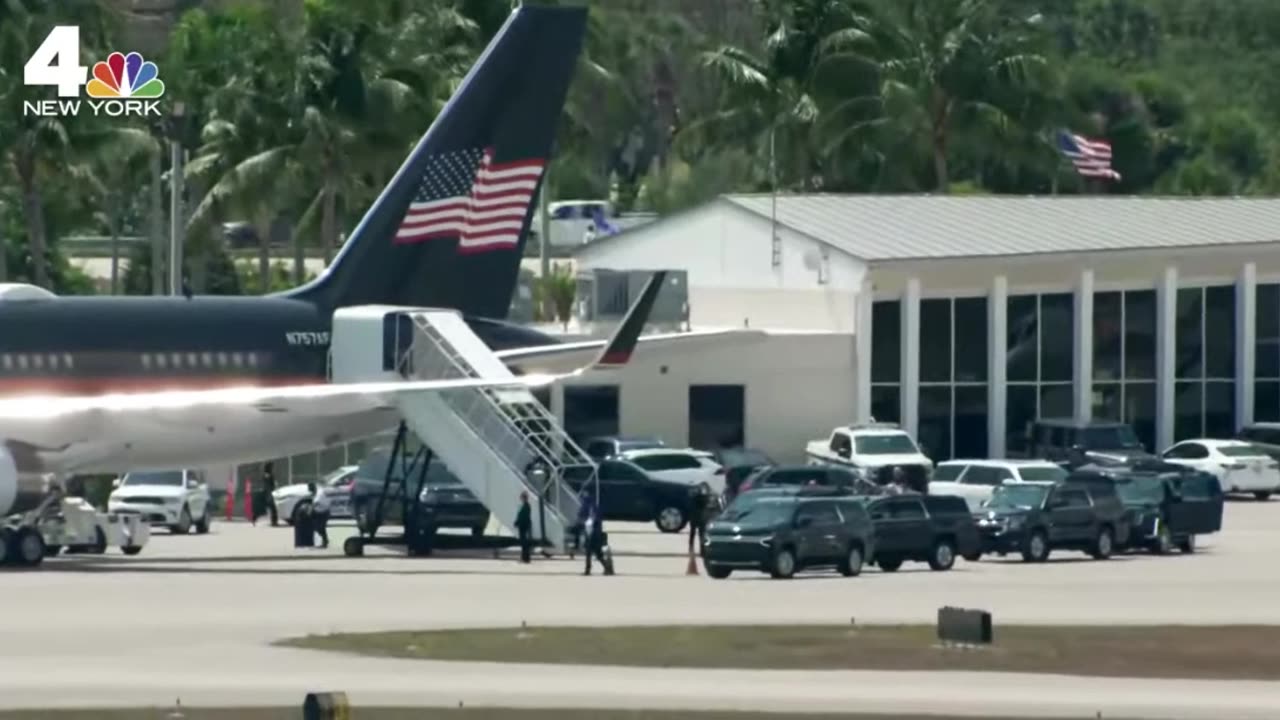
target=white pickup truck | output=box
[805,423,933,492]
[927,459,1069,511]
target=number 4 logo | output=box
[24,26,88,98]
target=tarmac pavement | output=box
[3,501,1280,717]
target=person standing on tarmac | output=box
[309,482,331,548]
[569,486,594,559]
[515,491,533,563]
[582,499,613,576]
[688,483,711,555]
[263,462,278,526]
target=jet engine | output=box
[0,448,44,517]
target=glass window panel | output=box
[1040,293,1074,382]
[920,299,952,383]
[917,385,952,461]
[1175,288,1204,380]
[1125,382,1157,453]
[870,385,901,424]
[1007,295,1038,382]
[1124,290,1157,380]
[1204,285,1236,379]
[954,385,988,459]
[1093,382,1122,421]
[564,385,620,444]
[689,385,745,450]
[1255,381,1280,423]
[1094,291,1123,381]
[871,300,901,384]
[1174,381,1203,442]
[1039,383,1073,419]
[1258,284,1280,379]
[1006,385,1038,454]
[953,297,988,383]
[1204,381,1236,439]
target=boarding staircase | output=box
[390,310,593,552]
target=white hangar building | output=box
[557,193,1280,465]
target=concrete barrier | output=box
[937,606,992,645]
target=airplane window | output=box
[186,352,197,367]
[217,352,228,367]
[48,355,59,370]
[32,355,43,369]
[16,355,27,370]
[1,355,10,371]
[247,353,259,367]
[141,354,151,369]
[156,354,167,369]
[171,353,182,368]
[63,353,73,369]
[232,353,244,367]
[201,352,213,367]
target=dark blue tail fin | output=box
[283,5,587,319]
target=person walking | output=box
[515,490,533,563]
[263,462,278,526]
[688,483,711,555]
[569,486,594,559]
[309,482,331,548]
[582,503,613,576]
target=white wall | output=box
[559,332,856,464]
[575,203,866,332]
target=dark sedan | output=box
[564,459,702,533]
[350,450,491,536]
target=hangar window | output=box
[1093,289,1157,451]
[1258,284,1280,423]
[1173,285,1235,441]
[870,300,902,424]
[563,385,619,444]
[688,384,745,450]
[918,295,989,461]
[1006,293,1073,455]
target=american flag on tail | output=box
[393,146,545,253]
[1056,130,1121,181]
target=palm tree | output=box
[818,0,1049,192]
[82,127,161,293]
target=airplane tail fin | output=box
[589,271,668,371]
[283,6,588,318]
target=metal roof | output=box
[723,194,1280,261]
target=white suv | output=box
[618,448,725,494]
[108,469,212,535]
[929,459,1068,511]
[805,423,933,491]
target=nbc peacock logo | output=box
[87,52,165,99]
[21,27,165,118]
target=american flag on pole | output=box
[393,146,545,253]
[1056,130,1121,180]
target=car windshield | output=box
[1116,477,1165,504]
[987,485,1048,510]
[719,448,772,467]
[122,471,184,486]
[1017,466,1068,482]
[322,468,354,487]
[1080,425,1141,450]
[723,500,794,529]
[1218,445,1268,458]
[932,465,964,482]
[854,434,919,455]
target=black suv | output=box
[1023,419,1155,469]
[976,482,1121,562]
[711,447,775,500]
[701,495,875,580]
[563,459,698,533]
[351,452,491,536]
[861,494,982,571]
[1073,462,1223,554]
[737,465,882,497]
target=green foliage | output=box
[538,263,577,330]
[236,260,316,295]
[122,242,243,296]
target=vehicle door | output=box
[1045,487,1092,542]
[325,470,356,517]
[887,497,931,556]
[795,501,843,563]
[1171,472,1224,534]
[596,460,653,521]
[186,470,208,517]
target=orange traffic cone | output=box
[686,551,699,576]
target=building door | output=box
[563,385,619,444]
[688,384,745,450]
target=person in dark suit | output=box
[515,491,533,563]
[263,462,278,526]
[583,504,613,576]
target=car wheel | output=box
[654,506,686,534]
[170,507,192,535]
[194,509,211,534]
[927,538,956,571]
[839,544,864,577]
[122,545,142,556]
[1255,491,1272,501]
[1022,530,1050,563]
[1091,526,1114,560]
[770,547,797,579]
[12,527,45,567]
[1179,534,1197,554]
[705,564,732,579]
[343,536,364,557]
[877,555,903,572]
[1151,523,1173,555]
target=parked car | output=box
[582,435,666,461]
[929,459,1068,510]
[975,482,1121,562]
[272,465,358,525]
[860,494,982,571]
[1161,438,1280,500]
[1021,418,1155,469]
[1072,462,1223,554]
[805,423,932,492]
[350,450,491,537]
[709,447,775,500]
[107,469,212,535]
[1238,423,1280,462]
[701,495,875,580]
[618,447,725,494]
[563,459,701,533]
[737,464,881,496]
